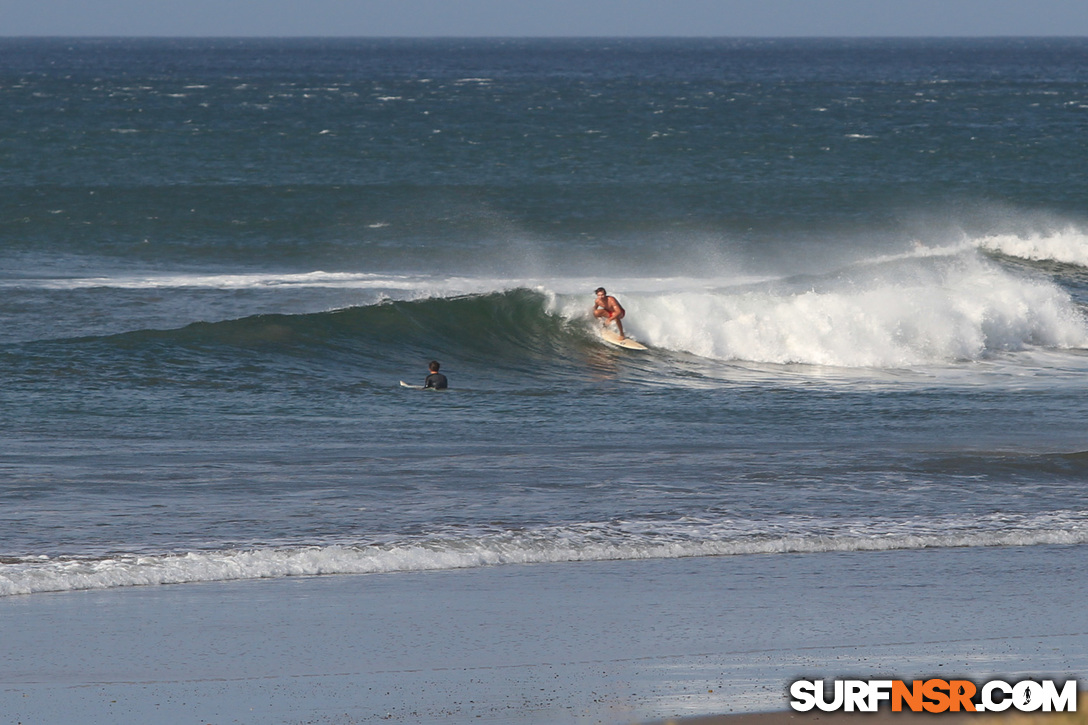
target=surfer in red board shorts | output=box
[592,287,626,339]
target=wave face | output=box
[9,241,1085,379]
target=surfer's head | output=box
[595,287,606,296]
[429,360,441,372]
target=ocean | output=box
[1,38,1087,613]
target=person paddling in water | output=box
[592,287,626,339]
[424,360,448,389]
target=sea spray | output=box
[557,250,1088,367]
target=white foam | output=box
[977,227,1088,267]
[1,271,514,296]
[2,512,1084,597]
[3,271,405,290]
[558,252,1088,367]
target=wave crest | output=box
[978,227,1088,267]
[18,245,1088,375]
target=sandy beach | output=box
[2,544,1085,724]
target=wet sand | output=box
[2,546,1085,724]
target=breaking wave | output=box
[2,510,1085,596]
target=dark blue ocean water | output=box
[2,38,1087,595]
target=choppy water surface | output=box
[2,38,1087,596]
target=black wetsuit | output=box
[424,372,448,389]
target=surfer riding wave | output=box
[592,287,626,339]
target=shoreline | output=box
[2,546,1086,724]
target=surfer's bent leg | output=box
[612,311,625,338]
